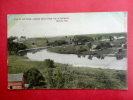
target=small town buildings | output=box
[12,36,26,43]
[8,73,25,89]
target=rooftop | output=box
[8,73,24,82]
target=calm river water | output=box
[26,49,127,70]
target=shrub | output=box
[44,59,55,68]
[24,68,45,88]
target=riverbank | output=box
[8,55,127,89]
[47,44,116,55]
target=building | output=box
[8,73,25,89]
[121,44,127,49]
[90,45,97,51]
[113,36,125,40]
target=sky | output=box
[7,12,127,38]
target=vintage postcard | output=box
[7,12,127,89]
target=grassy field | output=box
[8,55,127,89]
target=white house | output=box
[90,45,97,51]
[113,36,125,40]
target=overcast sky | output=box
[8,12,127,38]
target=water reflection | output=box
[101,56,105,60]
[88,55,93,60]
[18,49,127,70]
[116,55,124,60]
[78,54,125,60]
[82,55,86,58]
[18,49,125,61]
[77,54,81,58]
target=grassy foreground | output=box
[8,55,127,89]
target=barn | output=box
[8,73,25,89]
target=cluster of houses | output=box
[100,36,126,42]
[13,36,26,43]
[90,36,126,52]
[71,35,126,52]
[12,36,36,46]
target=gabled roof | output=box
[92,45,97,48]
[8,73,24,82]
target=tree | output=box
[104,42,111,48]
[87,43,92,48]
[45,68,54,88]
[47,40,67,46]
[97,36,102,40]
[109,36,114,41]
[96,42,111,49]
[96,44,101,49]
[24,68,45,88]
[73,35,93,43]
[46,39,49,44]
[44,59,55,68]
[53,70,64,89]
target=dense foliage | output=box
[43,59,65,89]
[47,40,68,46]
[8,37,27,54]
[44,59,55,68]
[24,68,45,88]
[96,42,112,49]
[72,35,93,45]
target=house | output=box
[90,45,97,51]
[113,36,118,40]
[117,36,125,40]
[121,44,127,49]
[113,36,125,40]
[13,37,23,43]
[8,73,25,89]
[110,43,114,47]
[20,36,26,41]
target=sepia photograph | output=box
[7,12,127,89]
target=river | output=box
[25,49,127,70]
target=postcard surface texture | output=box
[7,12,127,89]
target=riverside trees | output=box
[8,37,27,55]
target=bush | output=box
[24,68,45,88]
[44,59,55,68]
